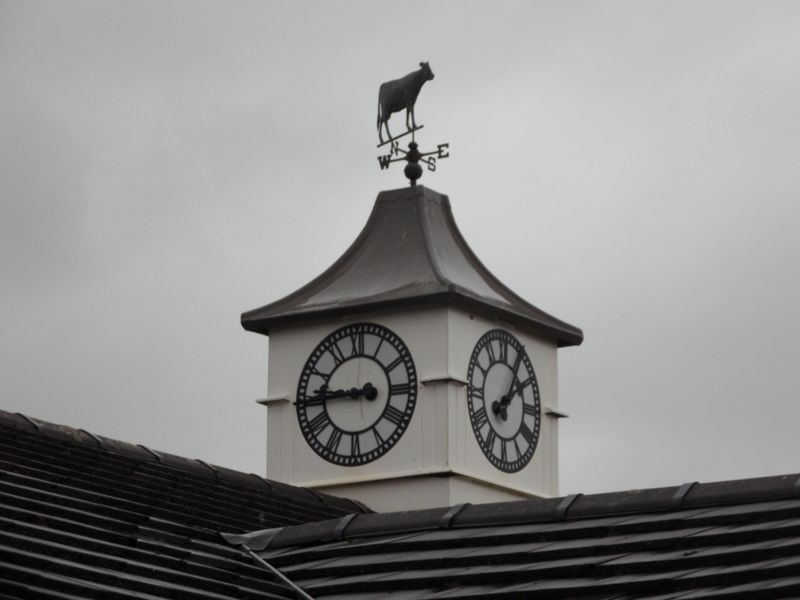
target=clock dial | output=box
[296,323,417,466]
[467,329,541,473]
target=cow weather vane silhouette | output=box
[376,61,450,186]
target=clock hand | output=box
[491,378,518,422]
[302,382,378,404]
[492,351,525,421]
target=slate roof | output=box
[3,409,800,599]
[241,186,583,347]
[225,475,800,599]
[0,410,366,599]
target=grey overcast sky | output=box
[1,1,799,496]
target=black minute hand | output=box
[492,351,524,421]
[301,382,378,404]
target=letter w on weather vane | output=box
[376,61,450,187]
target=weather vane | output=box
[376,61,450,186]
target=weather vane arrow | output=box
[376,61,450,186]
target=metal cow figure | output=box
[377,62,434,144]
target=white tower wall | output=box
[262,306,560,511]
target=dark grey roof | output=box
[0,410,367,599]
[242,186,583,347]
[4,409,800,599]
[227,474,800,599]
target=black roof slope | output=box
[242,186,583,347]
[225,474,800,599]
[4,409,800,599]
[0,410,366,599]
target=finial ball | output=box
[404,162,423,185]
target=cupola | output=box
[243,185,582,511]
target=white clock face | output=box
[296,323,417,466]
[467,329,541,473]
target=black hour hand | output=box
[302,382,378,404]
[492,376,521,421]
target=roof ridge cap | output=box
[241,472,800,550]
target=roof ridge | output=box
[228,472,800,551]
[0,410,367,515]
[240,189,383,329]
[417,186,457,290]
[417,187,583,346]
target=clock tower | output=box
[242,185,582,512]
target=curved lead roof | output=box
[242,186,583,347]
